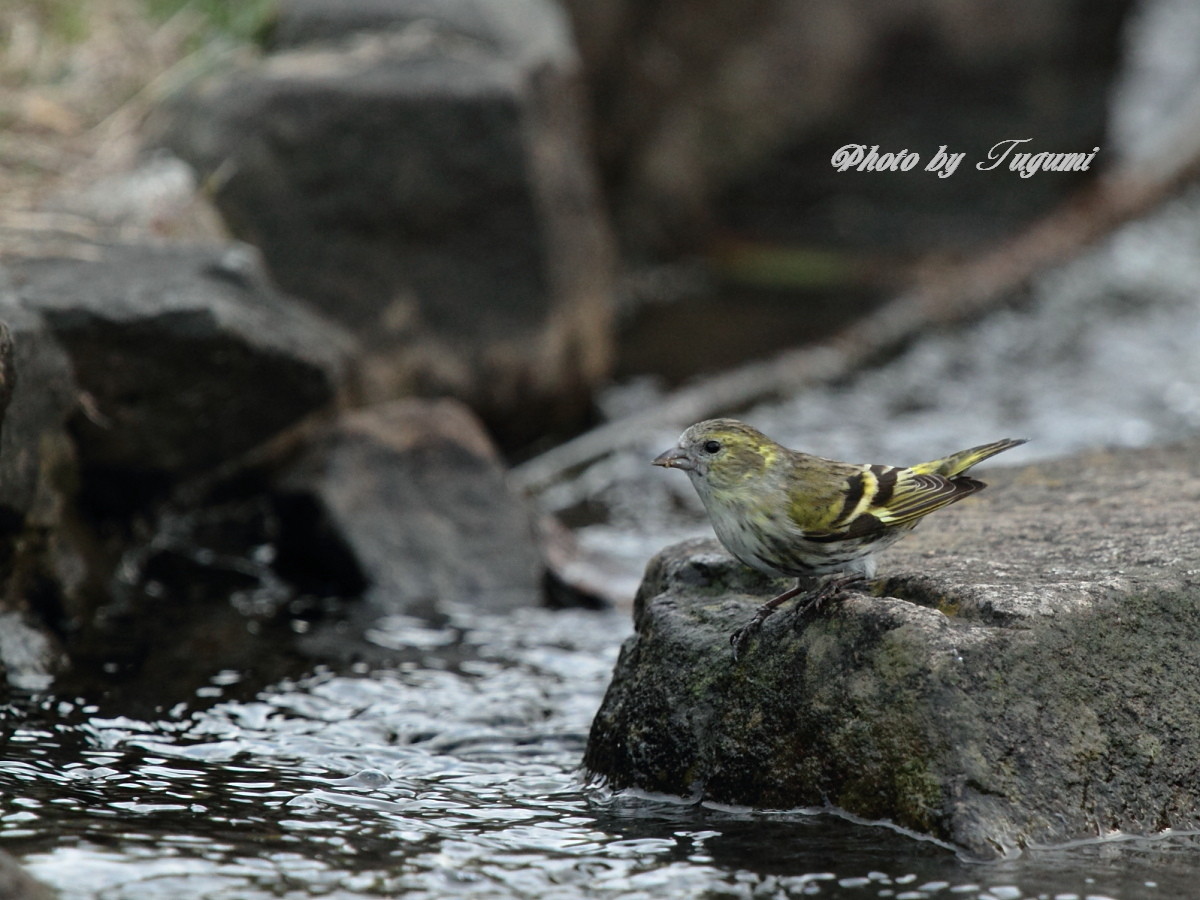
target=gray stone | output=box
[0,611,64,693]
[0,288,77,522]
[584,441,1200,858]
[275,398,544,615]
[0,849,55,900]
[152,0,615,449]
[269,0,560,58]
[8,243,355,481]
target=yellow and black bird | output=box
[653,419,1025,655]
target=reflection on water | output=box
[0,604,1196,899]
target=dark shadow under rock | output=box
[584,441,1200,858]
[0,284,80,693]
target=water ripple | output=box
[2,605,1197,898]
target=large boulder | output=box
[8,243,355,501]
[584,441,1200,858]
[152,0,616,450]
[273,398,545,616]
[1,242,355,688]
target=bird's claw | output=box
[729,604,777,659]
[792,576,870,622]
[729,622,757,660]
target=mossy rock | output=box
[584,441,1200,858]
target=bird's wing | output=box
[798,464,983,542]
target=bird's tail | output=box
[911,438,1028,478]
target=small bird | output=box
[652,419,1025,656]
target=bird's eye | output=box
[702,440,722,454]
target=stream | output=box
[3,602,1199,899]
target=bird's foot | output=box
[729,581,806,660]
[729,576,872,659]
[786,574,871,623]
[805,573,870,607]
[729,604,774,660]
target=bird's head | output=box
[652,418,781,493]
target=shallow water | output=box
[2,603,1198,899]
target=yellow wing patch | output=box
[804,465,981,542]
[869,470,981,527]
[790,438,1025,543]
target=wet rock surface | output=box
[0,849,55,900]
[274,398,545,617]
[0,244,358,696]
[0,611,66,694]
[584,441,1200,858]
[153,0,615,449]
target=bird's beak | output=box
[652,447,695,471]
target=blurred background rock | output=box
[1,0,1151,432]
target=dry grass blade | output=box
[0,0,253,257]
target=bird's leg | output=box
[788,573,870,619]
[730,574,871,659]
[729,578,806,659]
